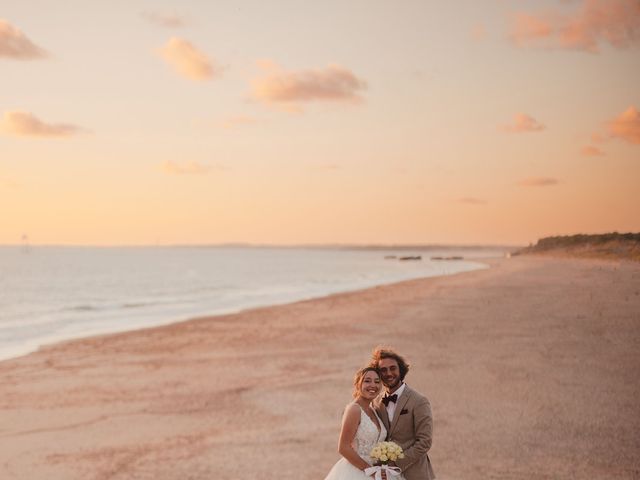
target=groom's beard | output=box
[383,378,401,392]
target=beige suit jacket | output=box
[375,385,435,480]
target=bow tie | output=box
[382,394,398,406]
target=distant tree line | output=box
[534,232,640,250]
[514,232,640,261]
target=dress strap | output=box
[356,402,382,436]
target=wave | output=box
[65,304,99,312]
[0,246,503,362]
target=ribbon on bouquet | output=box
[364,465,402,480]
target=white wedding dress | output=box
[324,405,390,480]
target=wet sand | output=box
[0,256,639,479]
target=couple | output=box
[324,347,435,480]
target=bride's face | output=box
[359,371,382,400]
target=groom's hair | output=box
[370,347,411,381]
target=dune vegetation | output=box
[514,233,640,261]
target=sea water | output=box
[0,246,503,361]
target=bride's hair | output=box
[369,347,411,381]
[352,366,381,398]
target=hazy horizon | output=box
[2,241,521,248]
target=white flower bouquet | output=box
[370,441,405,464]
[364,441,404,479]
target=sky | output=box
[1,0,639,246]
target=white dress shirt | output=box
[385,382,406,423]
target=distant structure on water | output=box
[21,234,31,254]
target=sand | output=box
[0,256,639,480]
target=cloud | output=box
[162,160,212,175]
[0,19,47,59]
[1,111,83,138]
[503,113,546,133]
[251,61,367,109]
[581,145,605,156]
[142,11,186,28]
[518,177,559,187]
[159,37,218,81]
[458,197,487,205]
[608,106,640,144]
[509,0,640,53]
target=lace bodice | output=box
[353,405,387,465]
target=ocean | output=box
[0,245,505,361]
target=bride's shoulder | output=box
[342,402,362,420]
[341,402,363,428]
[344,401,362,413]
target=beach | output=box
[0,256,639,480]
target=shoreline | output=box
[0,259,491,364]
[0,256,638,479]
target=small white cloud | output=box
[158,37,219,81]
[509,0,640,53]
[517,177,559,187]
[503,113,546,133]
[251,61,367,110]
[1,111,84,138]
[0,19,47,60]
[608,106,640,145]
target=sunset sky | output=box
[1,0,639,246]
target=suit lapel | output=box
[390,386,412,434]
[375,401,390,432]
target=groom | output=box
[370,347,435,480]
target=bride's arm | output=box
[338,404,372,472]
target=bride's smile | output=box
[358,371,381,401]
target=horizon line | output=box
[1,242,524,249]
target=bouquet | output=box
[370,441,405,464]
[364,441,404,479]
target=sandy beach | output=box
[0,256,639,480]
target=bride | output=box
[324,366,398,480]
